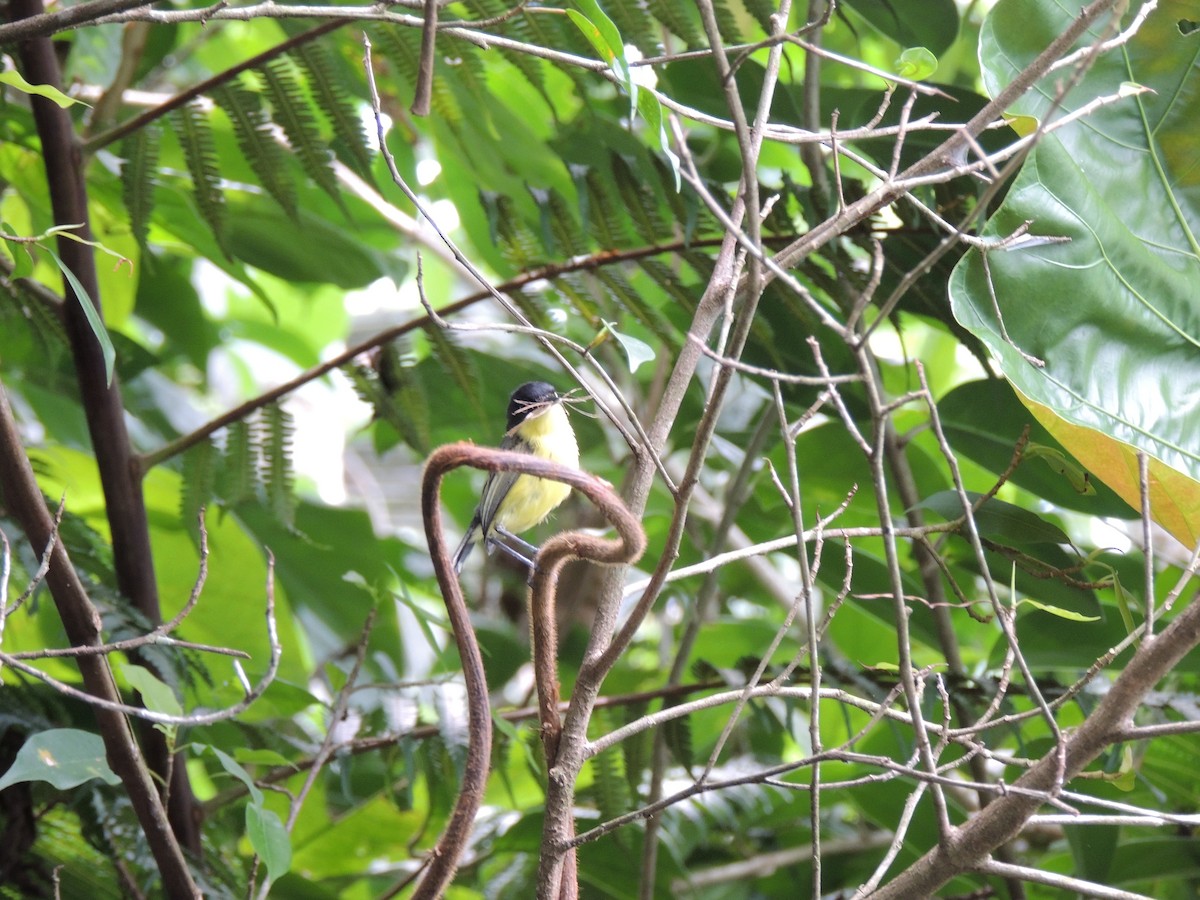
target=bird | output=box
[453,381,580,573]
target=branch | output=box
[9,0,201,858]
[870,583,1200,898]
[0,382,199,899]
[0,0,152,42]
[417,443,644,900]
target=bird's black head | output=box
[507,381,559,430]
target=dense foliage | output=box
[1,0,1197,897]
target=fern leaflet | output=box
[171,101,228,257]
[289,42,375,181]
[211,78,299,218]
[256,58,343,209]
[261,402,296,528]
[180,438,219,527]
[120,125,160,246]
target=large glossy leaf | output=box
[949,0,1200,547]
[938,379,1130,518]
[843,0,960,57]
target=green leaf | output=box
[568,0,623,68]
[913,490,1072,545]
[1016,598,1100,622]
[844,0,960,56]
[635,89,681,190]
[234,748,296,768]
[45,247,116,386]
[568,0,635,110]
[937,379,1129,518]
[951,0,1200,548]
[246,804,292,883]
[1110,569,1138,635]
[0,729,120,792]
[1023,443,1095,495]
[1,224,34,278]
[0,66,87,108]
[121,664,183,717]
[601,320,656,373]
[223,199,405,289]
[209,744,264,804]
[894,47,938,81]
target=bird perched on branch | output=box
[453,381,579,573]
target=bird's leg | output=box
[485,536,535,569]
[485,526,542,581]
[495,525,539,557]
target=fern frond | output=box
[664,709,694,771]
[180,438,219,527]
[345,344,431,454]
[710,0,745,44]
[611,154,670,243]
[120,125,160,246]
[507,285,555,331]
[549,271,600,320]
[544,189,587,258]
[261,402,296,528]
[737,0,778,34]
[514,7,592,93]
[0,279,69,363]
[589,709,632,834]
[645,0,704,46]
[605,0,660,56]
[639,257,699,311]
[441,36,492,105]
[488,192,543,269]
[289,42,375,181]
[381,345,431,454]
[422,323,480,412]
[171,101,228,256]
[595,267,675,342]
[583,167,635,248]
[218,418,259,507]
[256,58,343,208]
[620,700,651,801]
[211,78,299,218]
[461,0,552,103]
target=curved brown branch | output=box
[416,443,645,900]
[528,483,647,763]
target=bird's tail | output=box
[453,521,479,574]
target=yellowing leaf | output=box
[1020,388,1200,549]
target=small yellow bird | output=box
[453,381,580,573]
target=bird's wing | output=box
[475,468,521,536]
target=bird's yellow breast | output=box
[495,405,579,534]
